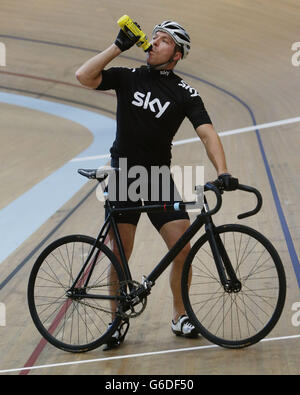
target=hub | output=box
[66,288,87,300]
[224,280,242,293]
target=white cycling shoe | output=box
[171,315,199,338]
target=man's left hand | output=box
[218,173,239,191]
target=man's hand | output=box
[114,29,140,52]
[218,173,239,191]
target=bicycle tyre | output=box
[28,234,125,353]
[182,224,286,348]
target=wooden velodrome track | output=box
[0,0,299,375]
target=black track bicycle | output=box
[27,167,286,352]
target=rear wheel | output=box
[28,235,125,352]
[182,224,286,348]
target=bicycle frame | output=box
[69,197,231,299]
[69,177,262,300]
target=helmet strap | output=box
[147,48,179,71]
[147,58,173,71]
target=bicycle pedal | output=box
[103,339,121,351]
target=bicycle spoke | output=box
[184,225,285,347]
[29,236,124,351]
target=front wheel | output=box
[182,224,286,348]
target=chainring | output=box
[118,280,147,319]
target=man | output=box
[76,20,237,348]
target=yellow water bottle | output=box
[117,15,152,52]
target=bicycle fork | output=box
[205,221,242,293]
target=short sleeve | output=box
[96,67,126,91]
[184,95,212,129]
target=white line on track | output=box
[70,115,300,162]
[1,334,299,374]
[71,153,110,162]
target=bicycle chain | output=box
[67,280,147,319]
[118,280,148,319]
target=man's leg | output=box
[109,222,137,263]
[103,223,137,350]
[108,223,137,317]
[159,219,192,322]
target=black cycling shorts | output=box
[105,159,190,232]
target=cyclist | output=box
[76,20,238,349]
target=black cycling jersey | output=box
[97,66,212,166]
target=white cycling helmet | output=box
[152,20,191,59]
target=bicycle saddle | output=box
[78,167,120,181]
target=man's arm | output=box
[75,27,140,89]
[195,123,228,176]
[75,44,121,89]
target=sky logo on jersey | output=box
[132,91,171,118]
[178,80,199,97]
